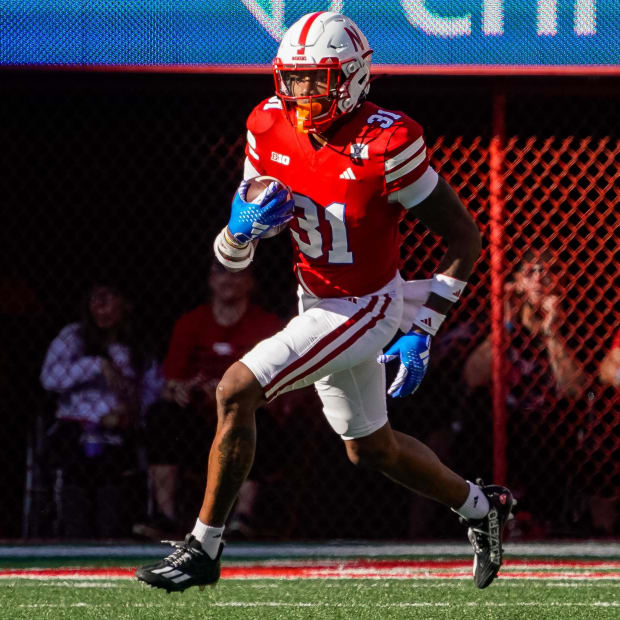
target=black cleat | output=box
[464,479,514,589]
[136,534,223,593]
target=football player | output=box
[137,11,513,592]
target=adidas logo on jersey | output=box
[420,317,433,327]
[339,167,357,180]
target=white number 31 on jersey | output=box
[367,109,401,129]
[291,195,353,264]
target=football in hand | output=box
[245,175,291,204]
[244,175,293,238]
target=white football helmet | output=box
[273,12,373,134]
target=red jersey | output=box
[246,98,433,297]
[163,304,283,381]
[612,328,620,350]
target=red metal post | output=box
[489,91,508,485]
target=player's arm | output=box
[214,155,294,272]
[404,177,482,335]
[384,120,480,334]
[379,177,480,398]
[412,177,482,302]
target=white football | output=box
[245,175,291,203]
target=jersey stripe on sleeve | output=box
[385,148,427,184]
[246,130,259,161]
[385,135,430,194]
[385,136,424,172]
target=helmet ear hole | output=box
[343,61,359,77]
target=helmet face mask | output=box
[273,63,342,133]
[276,68,338,99]
[272,12,372,134]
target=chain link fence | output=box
[1,72,618,541]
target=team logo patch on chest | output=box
[271,151,290,165]
[350,143,369,160]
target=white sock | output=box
[453,481,489,520]
[191,519,224,559]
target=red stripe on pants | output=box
[263,296,380,397]
[267,294,392,400]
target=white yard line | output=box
[16,601,620,609]
[8,580,620,589]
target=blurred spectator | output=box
[137,262,315,540]
[463,249,587,535]
[464,250,585,399]
[599,327,620,388]
[40,278,162,538]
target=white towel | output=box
[399,278,432,332]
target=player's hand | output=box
[227,180,295,244]
[377,331,431,398]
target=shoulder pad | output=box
[383,113,430,194]
[247,97,284,135]
[354,104,423,159]
[385,117,424,157]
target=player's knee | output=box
[216,362,263,419]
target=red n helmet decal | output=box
[344,26,364,52]
[296,11,325,54]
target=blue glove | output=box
[227,180,295,244]
[377,331,431,398]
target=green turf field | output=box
[1,543,618,620]
[2,577,619,620]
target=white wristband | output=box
[431,273,467,303]
[213,227,255,271]
[412,306,446,336]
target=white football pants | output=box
[242,272,430,439]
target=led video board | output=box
[1,1,617,74]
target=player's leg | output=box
[345,423,470,506]
[199,361,264,527]
[137,277,403,592]
[136,361,264,592]
[317,358,514,589]
[362,426,514,589]
[316,357,468,505]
